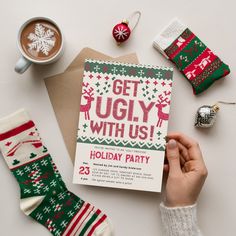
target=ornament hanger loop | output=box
[126,11,141,31]
[214,101,236,109]
[217,101,236,105]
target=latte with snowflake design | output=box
[20,19,62,61]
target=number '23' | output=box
[79,166,90,175]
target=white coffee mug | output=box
[15,17,64,74]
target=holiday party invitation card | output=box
[73,59,173,192]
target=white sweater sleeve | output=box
[160,202,202,236]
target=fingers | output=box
[164,140,188,171]
[177,141,190,163]
[184,160,208,177]
[167,132,198,149]
[183,160,197,172]
[166,139,182,176]
[167,132,203,161]
[163,164,169,172]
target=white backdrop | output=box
[0,0,235,235]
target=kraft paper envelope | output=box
[65,48,113,72]
[44,47,139,163]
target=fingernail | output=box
[168,139,177,149]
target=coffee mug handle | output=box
[15,56,32,74]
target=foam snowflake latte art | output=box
[28,23,55,56]
[20,19,62,61]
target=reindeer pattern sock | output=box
[0,109,111,236]
[153,18,230,94]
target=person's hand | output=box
[163,132,208,207]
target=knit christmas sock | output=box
[153,18,230,95]
[0,109,111,236]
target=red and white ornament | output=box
[112,20,131,44]
[112,11,141,45]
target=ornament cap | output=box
[212,104,220,112]
[122,19,129,25]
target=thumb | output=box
[166,139,182,176]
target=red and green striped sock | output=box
[0,109,111,236]
[153,18,230,95]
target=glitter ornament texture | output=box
[195,102,235,128]
[195,105,219,128]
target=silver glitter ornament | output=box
[195,101,236,128]
[195,104,219,128]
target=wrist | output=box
[161,201,197,209]
[164,197,196,208]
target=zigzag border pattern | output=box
[77,136,165,151]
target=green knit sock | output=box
[153,18,230,95]
[0,109,111,236]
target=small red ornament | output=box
[112,11,141,45]
[112,20,131,44]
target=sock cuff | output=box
[0,109,30,134]
[153,18,187,59]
